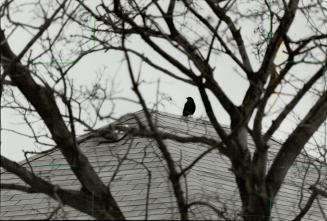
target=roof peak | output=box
[117,109,215,127]
[5,109,321,175]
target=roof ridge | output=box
[1,110,210,174]
[2,110,320,175]
[118,109,223,127]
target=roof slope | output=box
[1,110,326,220]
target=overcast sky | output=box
[1,0,326,161]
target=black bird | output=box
[182,97,196,117]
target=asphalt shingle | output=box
[1,110,326,220]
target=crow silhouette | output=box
[182,97,196,117]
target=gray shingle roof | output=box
[1,110,326,220]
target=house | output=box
[1,110,326,220]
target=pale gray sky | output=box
[1,0,326,161]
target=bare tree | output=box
[1,0,326,220]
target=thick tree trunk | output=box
[231,123,272,221]
[243,194,272,221]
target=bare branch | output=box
[267,90,327,197]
